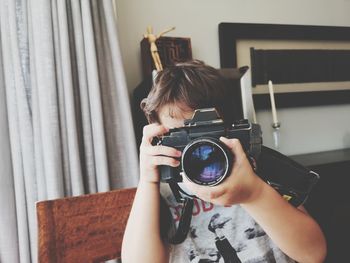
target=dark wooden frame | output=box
[219,23,350,109]
[140,36,192,79]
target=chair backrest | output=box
[36,188,136,263]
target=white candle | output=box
[268,80,278,125]
[252,110,257,124]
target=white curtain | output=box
[0,0,139,262]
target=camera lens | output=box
[182,138,232,186]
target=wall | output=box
[115,0,350,155]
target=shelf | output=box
[290,148,350,167]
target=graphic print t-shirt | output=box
[161,184,296,263]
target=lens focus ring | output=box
[181,137,232,186]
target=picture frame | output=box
[140,36,192,78]
[219,23,350,109]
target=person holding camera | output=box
[121,60,326,263]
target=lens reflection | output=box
[184,142,227,185]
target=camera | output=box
[158,108,319,245]
[157,107,319,206]
[158,108,262,186]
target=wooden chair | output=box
[36,188,136,263]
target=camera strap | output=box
[167,195,194,244]
[257,146,320,207]
[167,183,242,262]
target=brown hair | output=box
[141,60,238,124]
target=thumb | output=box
[219,137,245,156]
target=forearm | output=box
[241,178,327,263]
[121,181,169,263]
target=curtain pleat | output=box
[1,1,33,262]
[7,0,38,261]
[81,0,111,192]
[70,0,98,193]
[93,0,120,189]
[0,25,21,263]
[102,0,139,188]
[57,0,85,196]
[52,0,75,197]
[0,0,139,261]
[29,0,65,199]
[28,0,47,201]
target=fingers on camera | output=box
[220,137,243,154]
[145,145,181,157]
[150,156,180,167]
[142,124,168,143]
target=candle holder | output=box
[272,122,281,129]
[272,122,281,149]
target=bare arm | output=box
[186,137,327,263]
[241,178,326,263]
[157,27,175,38]
[121,124,181,263]
[122,182,169,263]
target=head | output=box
[146,26,153,34]
[141,60,238,128]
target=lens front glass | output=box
[183,140,228,185]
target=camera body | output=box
[157,108,319,245]
[158,108,262,186]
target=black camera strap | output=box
[257,146,319,207]
[167,195,194,244]
[166,183,242,262]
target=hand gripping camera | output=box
[159,108,262,186]
[158,108,319,204]
[158,108,319,244]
